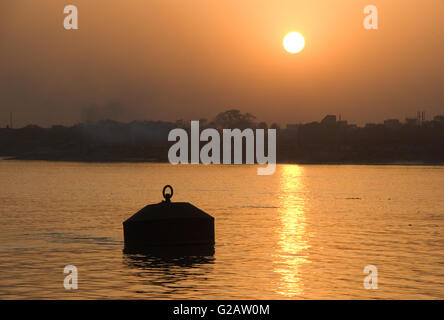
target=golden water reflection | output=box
[274,165,310,297]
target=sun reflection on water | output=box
[273,165,310,297]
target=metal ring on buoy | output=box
[162,185,173,203]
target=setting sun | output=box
[283,32,305,54]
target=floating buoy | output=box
[123,185,215,255]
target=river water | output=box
[0,161,442,299]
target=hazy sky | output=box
[1,0,443,127]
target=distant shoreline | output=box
[2,156,444,166]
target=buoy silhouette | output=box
[123,185,215,255]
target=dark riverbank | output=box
[3,156,444,167]
[2,112,444,165]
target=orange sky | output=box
[0,0,443,127]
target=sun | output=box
[283,32,305,54]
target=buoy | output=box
[123,185,215,255]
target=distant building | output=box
[417,111,426,125]
[286,124,299,131]
[257,122,268,130]
[434,115,444,122]
[365,123,377,128]
[384,119,401,129]
[337,120,348,127]
[405,118,419,126]
[321,115,337,125]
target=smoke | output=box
[81,101,140,123]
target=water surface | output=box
[0,161,443,299]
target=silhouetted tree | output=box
[213,109,256,129]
